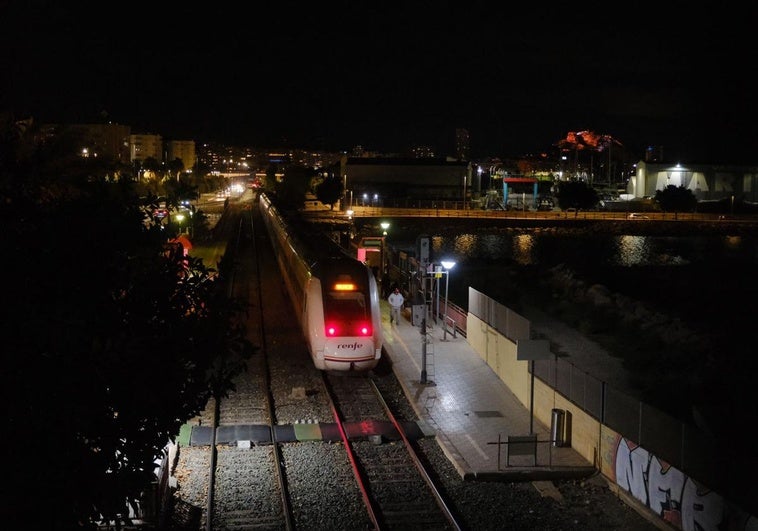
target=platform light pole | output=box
[380,221,390,294]
[420,265,428,384]
[434,264,442,325]
[441,260,455,340]
[417,235,431,385]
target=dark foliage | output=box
[315,174,344,209]
[654,184,697,217]
[273,164,316,209]
[554,180,599,211]
[0,116,250,528]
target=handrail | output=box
[443,315,457,340]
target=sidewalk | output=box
[379,300,596,481]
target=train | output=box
[259,192,383,371]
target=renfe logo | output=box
[337,342,364,350]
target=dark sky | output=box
[2,2,756,163]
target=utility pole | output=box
[420,266,428,384]
[417,235,431,385]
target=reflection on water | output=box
[422,231,758,269]
[512,234,535,265]
[390,229,758,323]
[615,236,649,266]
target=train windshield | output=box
[323,284,372,337]
[325,291,367,319]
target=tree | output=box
[167,157,185,181]
[141,156,161,176]
[274,164,315,209]
[164,174,199,206]
[654,184,697,219]
[315,174,344,209]
[553,179,599,213]
[0,121,250,529]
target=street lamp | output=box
[380,222,390,294]
[174,212,186,234]
[463,173,467,210]
[343,174,347,211]
[441,260,456,340]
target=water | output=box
[361,221,758,342]
[427,230,756,269]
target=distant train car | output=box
[259,193,383,371]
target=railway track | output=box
[324,373,462,530]
[170,198,461,530]
[172,202,294,530]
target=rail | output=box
[436,299,467,337]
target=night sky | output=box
[2,2,756,163]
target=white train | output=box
[259,193,383,371]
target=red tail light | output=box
[325,322,372,337]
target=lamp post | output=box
[434,265,442,325]
[463,173,467,210]
[441,260,456,340]
[343,173,348,211]
[174,212,186,234]
[380,222,390,294]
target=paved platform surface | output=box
[380,300,597,481]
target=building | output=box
[339,156,469,206]
[165,140,196,172]
[129,133,163,163]
[40,122,131,163]
[629,160,758,202]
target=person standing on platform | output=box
[388,287,404,325]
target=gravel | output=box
[169,359,660,530]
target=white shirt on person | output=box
[388,291,404,308]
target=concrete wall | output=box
[465,313,757,530]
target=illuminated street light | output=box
[174,212,186,234]
[441,260,456,340]
[343,174,348,211]
[380,221,390,295]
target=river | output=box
[355,218,758,332]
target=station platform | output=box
[379,300,597,482]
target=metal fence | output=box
[305,203,758,223]
[467,288,751,510]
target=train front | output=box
[308,258,383,371]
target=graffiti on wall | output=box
[606,434,756,531]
